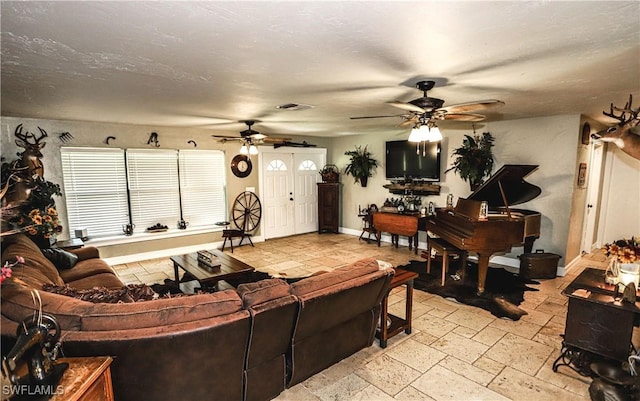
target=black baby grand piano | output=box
[426,164,542,294]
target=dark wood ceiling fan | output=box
[350,80,504,125]
[212,120,292,144]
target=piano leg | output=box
[476,253,491,295]
[523,236,537,254]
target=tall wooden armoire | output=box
[317,183,339,233]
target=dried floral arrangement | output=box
[602,237,639,264]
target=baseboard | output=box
[103,235,266,265]
[340,226,566,276]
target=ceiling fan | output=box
[351,80,504,126]
[211,120,291,145]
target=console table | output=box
[553,267,640,375]
[372,212,427,254]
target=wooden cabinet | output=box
[553,267,640,374]
[52,357,114,401]
[317,183,339,233]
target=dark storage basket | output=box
[319,164,340,183]
[519,249,561,279]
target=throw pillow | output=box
[42,283,159,303]
[41,248,79,271]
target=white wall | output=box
[599,145,640,243]
[0,116,331,258]
[331,115,581,263]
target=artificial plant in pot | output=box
[344,145,379,187]
[446,132,495,191]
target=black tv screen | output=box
[385,140,441,181]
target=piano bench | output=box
[422,237,468,286]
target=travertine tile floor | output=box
[113,233,614,401]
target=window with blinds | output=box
[178,150,226,227]
[126,149,181,230]
[61,147,227,239]
[60,147,129,237]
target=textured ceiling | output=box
[1,1,639,138]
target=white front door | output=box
[260,148,326,239]
[293,152,324,233]
[262,153,295,239]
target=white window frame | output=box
[61,147,226,239]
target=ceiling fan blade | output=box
[262,137,293,143]
[212,134,243,139]
[439,113,487,122]
[350,114,405,120]
[439,99,505,113]
[386,101,426,113]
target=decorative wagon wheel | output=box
[231,191,262,232]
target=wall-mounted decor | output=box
[581,122,591,145]
[230,154,252,178]
[187,140,197,147]
[147,132,159,147]
[344,145,379,187]
[577,162,587,188]
[104,136,116,145]
[58,132,74,143]
[590,94,640,161]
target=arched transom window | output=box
[298,160,317,171]
[267,159,287,171]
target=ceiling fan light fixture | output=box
[408,126,423,143]
[240,144,249,155]
[249,144,259,155]
[427,125,443,142]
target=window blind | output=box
[60,147,129,238]
[178,150,226,227]
[126,149,181,231]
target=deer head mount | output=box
[591,94,640,161]
[14,124,47,177]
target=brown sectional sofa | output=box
[1,234,394,401]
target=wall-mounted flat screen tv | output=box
[385,140,441,181]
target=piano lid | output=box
[467,164,541,207]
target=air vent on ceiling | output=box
[275,103,314,111]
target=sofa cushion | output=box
[64,272,125,290]
[1,234,63,286]
[59,259,120,286]
[80,289,244,331]
[289,258,380,296]
[42,248,79,270]
[236,279,290,308]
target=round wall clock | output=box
[581,122,591,145]
[231,154,252,178]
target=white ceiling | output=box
[1,1,639,138]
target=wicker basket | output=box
[320,164,340,183]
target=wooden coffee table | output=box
[171,249,254,290]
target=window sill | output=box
[85,226,224,247]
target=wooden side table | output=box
[52,356,114,401]
[377,268,419,348]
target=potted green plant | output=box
[344,145,379,187]
[446,132,495,191]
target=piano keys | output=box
[427,164,542,294]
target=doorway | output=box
[581,142,605,253]
[259,148,326,239]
